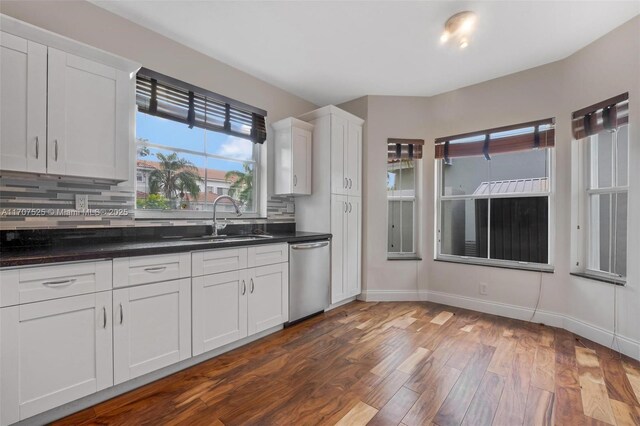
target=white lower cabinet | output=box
[192,270,249,356]
[0,292,113,425]
[330,194,361,303]
[248,263,289,335]
[113,278,191,385]
[192,249,289,355]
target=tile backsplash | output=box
[0,172,294,230]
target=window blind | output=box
[572,93,629,140]
[136,68,267,144]
[434,118,555,160]
[388,138,424,162]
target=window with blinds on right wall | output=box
[435,118,555,271]
[572,93,629,285]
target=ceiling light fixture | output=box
[440,11,477,50]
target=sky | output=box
[136,112,254,172]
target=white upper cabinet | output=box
[47,49,131,180]
[346,121,362,197]
[272,117,313,195]
[330,114,348,195]
[0,15,139,181]
[0,32,47,174]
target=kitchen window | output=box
[387,139,422,259]
[573,93,629,284]
[435,119,555,271]
[134,68,266,217]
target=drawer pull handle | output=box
[144,266,167,273]
[119,303,124,325]
[42,279,76,288]
[242,280,246,295]
[103,306,107,329]
[54,139,59,161]
[250,278,255,294]
[35,136,39,159]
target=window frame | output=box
[575,126,629,284]
[435,147,555,272]
[134,110,263,220]
[387,159,420,259]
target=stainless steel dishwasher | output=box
[286,239,331,325]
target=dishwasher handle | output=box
[290,241,329,250]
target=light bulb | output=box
[459,38,469,49]
[459,16,476,34]
[440,31,450,44]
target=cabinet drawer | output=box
[113,253,190,288]
[247,243,288,268]
[192,248,248,277]
[0,261,112,307]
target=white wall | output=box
[340,16,640,358]
[0,0,317,214]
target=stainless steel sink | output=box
[180,234,274,243]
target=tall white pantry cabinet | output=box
[296,106,363,304]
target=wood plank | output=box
[487,336,517,377]
[523,386,554,426]
[579,372,617,425]
[430,311,454,325]
[531,345,556,392]
[397,347,431,374]
[610,398,640,426]
[601,354,639,405]
[433,344,495,426]
[402,366,461,426]
[364,369,411,409]
[622,361,640,403]
[367,387,420,426]
[461,371,505,426]
[493,349,535,425]
[334,401,378,426]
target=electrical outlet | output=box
[75,194,89,211]
[479,282,488,296]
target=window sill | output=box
[570,272,625,286]
[434,256,554,273]
[387,256,422,261]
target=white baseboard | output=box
[362,289,640,361]
[359,289,428,302]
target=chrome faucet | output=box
[212,195,243,236]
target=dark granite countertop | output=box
[0,224,331,268]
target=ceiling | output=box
[92,1,639,106]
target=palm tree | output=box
[225,163,254,208]
[148,153,202,203]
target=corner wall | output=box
[340,16,640,359]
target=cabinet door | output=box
[330,195,347,303]
[0,292,112,424]
[247,264,288,335]
[330,115,348,195]
[113,279,191,384]
[346,197,362,297]
[0,32,47,174]
[346,122,362,197]
[292,125,312,194]
[192,270,248,356]
[47,48,131,180]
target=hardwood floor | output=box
[54,301,640,426]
